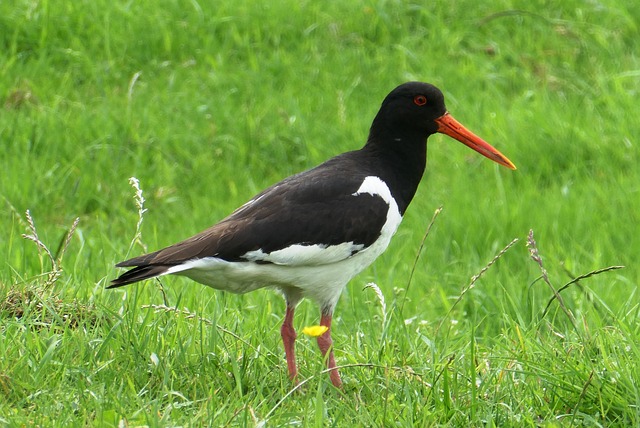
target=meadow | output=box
[1,0,639,426]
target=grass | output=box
[1,0,639,425]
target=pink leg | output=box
[317,313,343,388]
[280,305,298,383]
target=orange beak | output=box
[435,112,516,170]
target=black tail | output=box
[108,265,169,288]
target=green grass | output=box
[1,0,639,425]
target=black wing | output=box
[110,153,392,287]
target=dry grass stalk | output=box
[468,237,519,290]
[401,206,443,315]
[127,176,148,254]
[436,237,519,334]
[363,282,387,328]
[543,265,625,317]
[21,210,79,288]
[526,229,577,328]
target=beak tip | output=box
[499,157,517,170]
[436,113,516,171]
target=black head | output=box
[369,82,448,142]
[367,81,516,170]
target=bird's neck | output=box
[362,133,427,215]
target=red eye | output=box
[413,95,427,106]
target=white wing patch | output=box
[243,242,365,266]
[352,176,394,203]
[353,176,402,241]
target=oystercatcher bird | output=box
[110,82,515,388]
